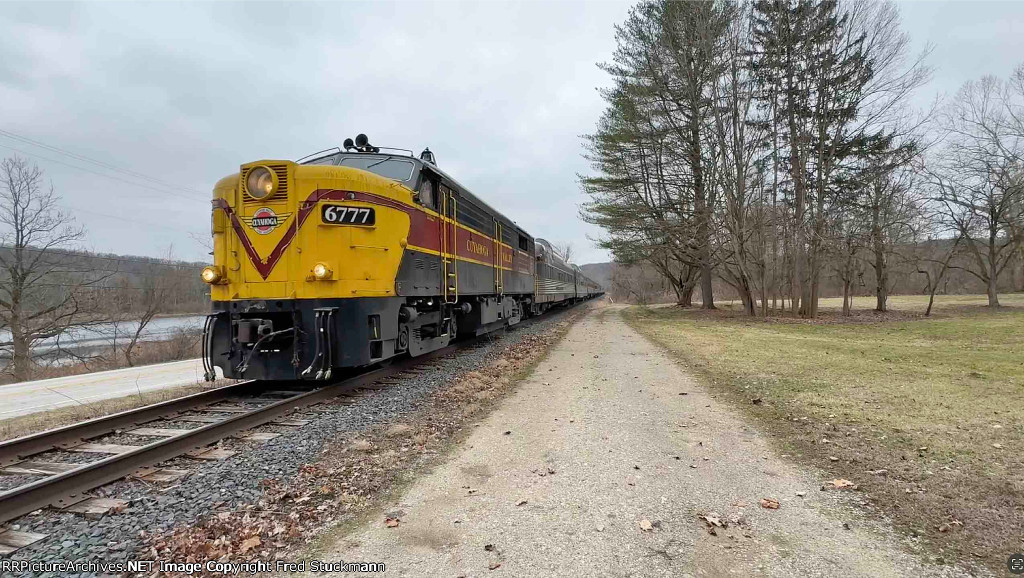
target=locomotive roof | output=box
[302,149,529,239]
[415,157,524,234]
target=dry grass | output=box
[0,329,202,386]
[0,380,226,442]
[624,293,1024,574]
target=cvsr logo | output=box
[250,207,279,235]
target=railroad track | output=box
[0,344,460,527]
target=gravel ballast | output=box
[2,307,579,577]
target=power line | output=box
[64,202,207,236]
[0,143,210,202]
[0,128,210,198]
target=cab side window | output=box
[417,179,435,209]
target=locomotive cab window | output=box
[338,156,415,181]
[518,234,528,251]
[417,179,435,209]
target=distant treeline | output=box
[586,237,1024,306]
[0,244,209,316]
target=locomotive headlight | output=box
[201,265,223,284]
[245,166,277,199]
[312,262,333,280]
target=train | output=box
[200,134,602,381]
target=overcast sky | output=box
[2,1,1024,265]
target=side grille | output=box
[242,165,289,203]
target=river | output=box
[0,314,209,364]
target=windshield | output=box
[301,153,416,183]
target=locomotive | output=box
[200,135,602,381]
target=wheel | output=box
[397,325,409,351]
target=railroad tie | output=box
[0,528,48,556]
[2,461,79,476]
[69,443,141,455]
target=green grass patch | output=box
[624,294,1023,573]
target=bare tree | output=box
[0,156,94,381]
[120,249,183,366]
[552,242,576,265]
[913,236,962,316]
[924,76,1024,306]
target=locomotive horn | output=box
[355,133,368,148]
[343,138,354,150]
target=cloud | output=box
[1,1,630,264]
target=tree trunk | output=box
[738,273,756,316]
[987,275,1000,307]
[691,124,715,311]
[872,199,887,312]
[680,284,695,307]
[11,322,30,383]
[988,228,1001,307]
[875,249,888,312]
[788,112,808,316]
[842,279,852,316]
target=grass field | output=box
[624,293,1023,573]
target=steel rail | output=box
[0,346,454,525]
[0,380,263,468]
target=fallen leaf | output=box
[639,519,653,532]
[760,498,780,509]
[701,513,725,528]
[488,562,502,570]
[239,536,261,553]
[829,479,857,490]
[384,517,400,528]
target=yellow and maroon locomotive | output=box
[201,135,600,381]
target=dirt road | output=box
[321,304,972,577]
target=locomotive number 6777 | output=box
[321,205,375,226]
[200,134,602,381]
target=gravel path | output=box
[321,304,978,577]
[2,307,576,578]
